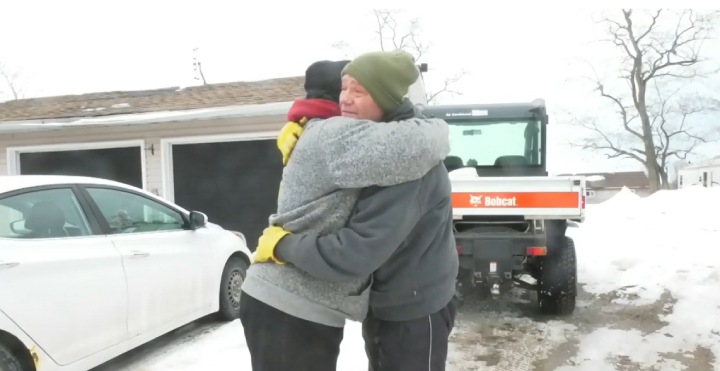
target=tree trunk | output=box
[657,165,669,190]
[634,73,660,192]
[638,106,661,192]
[644,161,661,192]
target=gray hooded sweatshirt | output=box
[241,105,449,327]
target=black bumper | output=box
[455,232,545,277]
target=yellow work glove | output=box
[277,117,309,166]
[252,226,291,264]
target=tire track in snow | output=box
[447,289,578,371]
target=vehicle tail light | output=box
[581,195,586,209]
[456,245,462,254]
[526,246,547,256]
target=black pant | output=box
[362,299,458,371]
[239,291,344,371]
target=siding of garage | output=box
[0,114,286,198]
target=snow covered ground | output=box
[93,186,720,371]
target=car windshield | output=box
[446,119,542,168]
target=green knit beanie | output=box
[341,50,420,113]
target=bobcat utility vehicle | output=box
[423,100,585,315]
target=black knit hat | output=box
[304,60,351,103]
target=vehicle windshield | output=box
[446,119,542,168]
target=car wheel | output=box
[218,256,249,321]
[537,236,577,316]
[0,343,23,371]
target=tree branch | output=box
[594,78,643,140]
[643,10,716,81]
[426,70,466,104]
[0,63,23,100]
[568,115,647,164]
[646,77,717,177]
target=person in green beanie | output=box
[254,49,458,371]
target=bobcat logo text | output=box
[467,194,518,207]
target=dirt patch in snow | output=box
[658,346,717,370]
[447,285,702,371]
[575,286,675,334]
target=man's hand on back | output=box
[252,226,292,264]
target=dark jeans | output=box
[240,290,457,371]
[239,291,344,371]
[362,299,458,371]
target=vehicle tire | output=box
[537,236,577,315]
[218,256,249,321]
[0,343,23,371]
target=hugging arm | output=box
[274,179,423,281]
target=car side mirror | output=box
[188,211,208,230]
[9,220,30,235]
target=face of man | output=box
[339,74,384,121]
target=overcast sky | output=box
[1,1,719,175]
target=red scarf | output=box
[287,99,340,122]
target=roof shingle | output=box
[0,76,305,122]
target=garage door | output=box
[171,139,283,250]
[19,147,143,189]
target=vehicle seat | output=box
[494,156,528,167]
[444,156,464,172]
[24,201,68,238]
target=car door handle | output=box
[128,251,150,259]
[0,261,20,269]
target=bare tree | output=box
[372,9,430,62]
[0,62,23,100]
[332,9,467,104]
[572,9,720,192]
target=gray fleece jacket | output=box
[241,104,449,327]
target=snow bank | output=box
[579,185,720,298]
[589,185,720,232]
[641,186,720,232]
[598,186,640,207]
[584,186,642,223]
[569,185,720,369]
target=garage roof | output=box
[0,76,305,122]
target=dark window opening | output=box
[19,147,143,189]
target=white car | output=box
[0,175,252,371]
